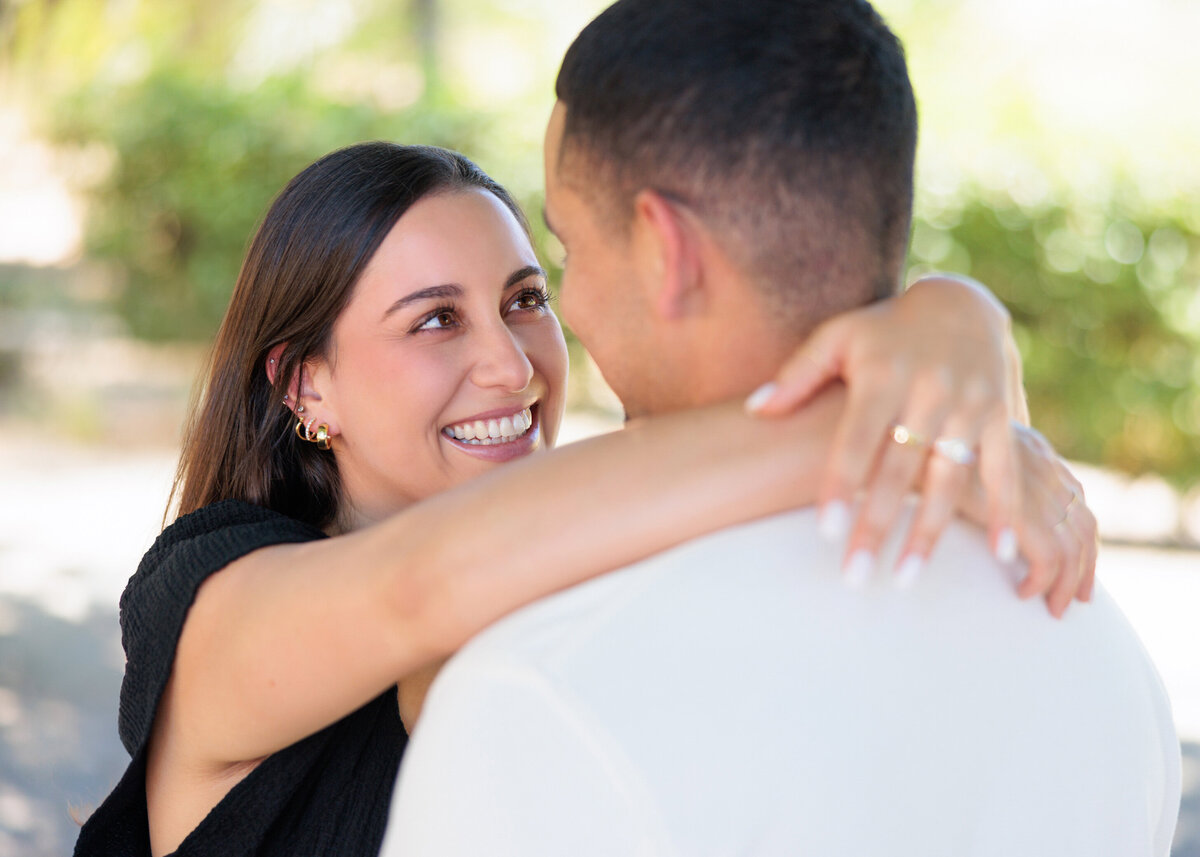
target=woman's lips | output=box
[440,406,540,462]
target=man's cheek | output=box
[559,284,585,341]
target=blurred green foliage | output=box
[910,191,1200,485]
[4,0,1198,485]
[51,69,492,339]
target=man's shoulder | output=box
[419,509,1179,855]
[454,507,830,660]
[446,506,1019,682]
[442,504,1154,703]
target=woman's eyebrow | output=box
[506,265,547,289]
[381,267,545,320]
[381,284,464,320]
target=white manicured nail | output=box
[995,528,1018,564]
[744,382,778,413]
[894,555,923,589]
[819,501,851,542]
[844,550,875,589]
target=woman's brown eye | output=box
[512,290,549,312]
[437,312,454,326]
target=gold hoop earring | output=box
[294,416,332,450]
[313,424,332,451]
[295,416,313,442]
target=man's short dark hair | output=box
[555,0,918,328]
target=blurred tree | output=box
[412,0,442,101]
[5,0,495,339]
[909,189,1200,486]
[4,0,1197,485]
[51,68,490,339]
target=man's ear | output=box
[631,189,703,321]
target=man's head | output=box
[544,0,917,417]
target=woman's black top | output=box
[74,500,408,857]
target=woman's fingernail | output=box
[894,555,923,589]
[744,381,778,413]
[819,501,851,542]
[994,528,1018,563]
[844,550,875,589]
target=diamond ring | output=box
[933,436,977,466]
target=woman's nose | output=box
[469,323,535,392]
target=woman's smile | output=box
[440,404,541,463]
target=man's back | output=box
[385,509,1180,856]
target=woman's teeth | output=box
[443,408,533,445]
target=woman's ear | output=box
[266,344,325,420]
[265,343,287,386]
[631,189,703,321]
[266,343,301,413]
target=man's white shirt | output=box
[382,508,1181,856]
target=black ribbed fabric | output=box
[74,500,408,857]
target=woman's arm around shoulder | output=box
[154,389,844,772]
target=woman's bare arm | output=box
[159,388,846,770]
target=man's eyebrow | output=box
[381,284,464,320]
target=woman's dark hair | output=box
[169,142,529,530]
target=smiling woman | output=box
[286,188,568,524]
[71,141,1089,857]
[166,144,555,534]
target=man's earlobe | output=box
[632,189,702,321]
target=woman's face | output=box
[308,188,569,526]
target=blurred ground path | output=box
[0,434,175,857]
[0,428,1196,856]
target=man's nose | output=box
[469,322,536,392]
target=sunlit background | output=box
[0,1,1197,854]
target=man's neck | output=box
[634,324,803,418]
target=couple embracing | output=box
[77,1,1179,856]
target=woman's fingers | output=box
[1045,520,1082,618]
[842,416,941,586]
[1014,512,1066,605]
[817,369,908,538]
[1012,486,1079,617]
[848,377,986,585]
[884,409,985,587]
[1076,494,1099,602]
[745,313,851,416]
[1061,469,1098,604]
[892,450,972,587]
[977,414,1020,562]
[1002,427,1097,615]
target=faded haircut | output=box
[554,0,918,331]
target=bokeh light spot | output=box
[1106,219,1146,265]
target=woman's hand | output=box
[745,273,1093,611]
[959,424,1098,617]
